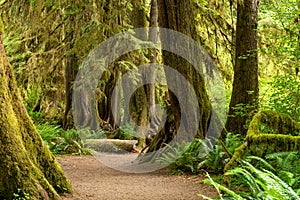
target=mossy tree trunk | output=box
[145,0,160,138]
[0,32,72,199]
[127,0,149,150]
[63,13,79,130]
[147,0,211,152]
[225,0,259,136]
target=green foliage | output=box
[258,0,300,126]
[118,124,136,140]
[99,124,137,140]
[36,123,90,155]
[266,151,300,173]
[227,160,300,199]
[199,172,244,200]
[158,133,243,174]
[197,139,228,173]
[58,129,89,155]
[1,0,133,121]
[229,102,256,118]
[79,128,107,140]
[200,159,300,200]
[158,140,202,174]
[23,86,41,109]
[13,189,30,200]
[197,134,242,173]
[261,74,300,122]
[27,111,45,124]
[259,0,299,73]
[36,123,61,147]
[266,151,300,191]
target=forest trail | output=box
[58,155,217,200]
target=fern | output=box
[266,151,300,172]
[158,133,244,174]
[200,172,244,200]
[265,151,300,189]
[225,167,260,195]
[245,155,275,172]
[243,160,300,199]
[262,168,300,200]
[206,159,300,199]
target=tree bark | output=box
[0,30,72,199]
[145,0,160,139]
[225,0,259,136]
[147,0,211,152]
[63,52,78,130]
[127,0,149,151]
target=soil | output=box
[58,155,218,200]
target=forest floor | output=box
[58,155,218,200]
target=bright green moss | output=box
[225,110,300,172]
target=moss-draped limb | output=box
[225,110,300,172]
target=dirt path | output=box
[58,155,217,200]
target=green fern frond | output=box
[225,167,260,195]
[202,172,244,200]
[245,155,275,171]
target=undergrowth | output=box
[158,131,300,199]
[158,133,243,174]
[36,123,90,155]
[200,157,300,199]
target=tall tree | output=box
[128,0,149,150]
[145,0,160,140]
[146,0,212,153]
[63,12,78,130]
[225,0,259,136]
[0,24,72,199]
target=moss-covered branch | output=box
[225,110,300,172]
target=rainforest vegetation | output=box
[0,0,299,199]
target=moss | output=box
[225,110,300,172]
[0,32,72,199]
[0,18,4,37]
[247,110,300,138]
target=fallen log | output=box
[85,139,138,152]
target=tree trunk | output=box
[225,0,259,136]
[63,52,78,130]
[147,0,211,152]
[0,30,72,199]
[127,0,149,150]
[145,0,160,138]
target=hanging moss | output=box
[225,110,300,171]
[0,0,133,123]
